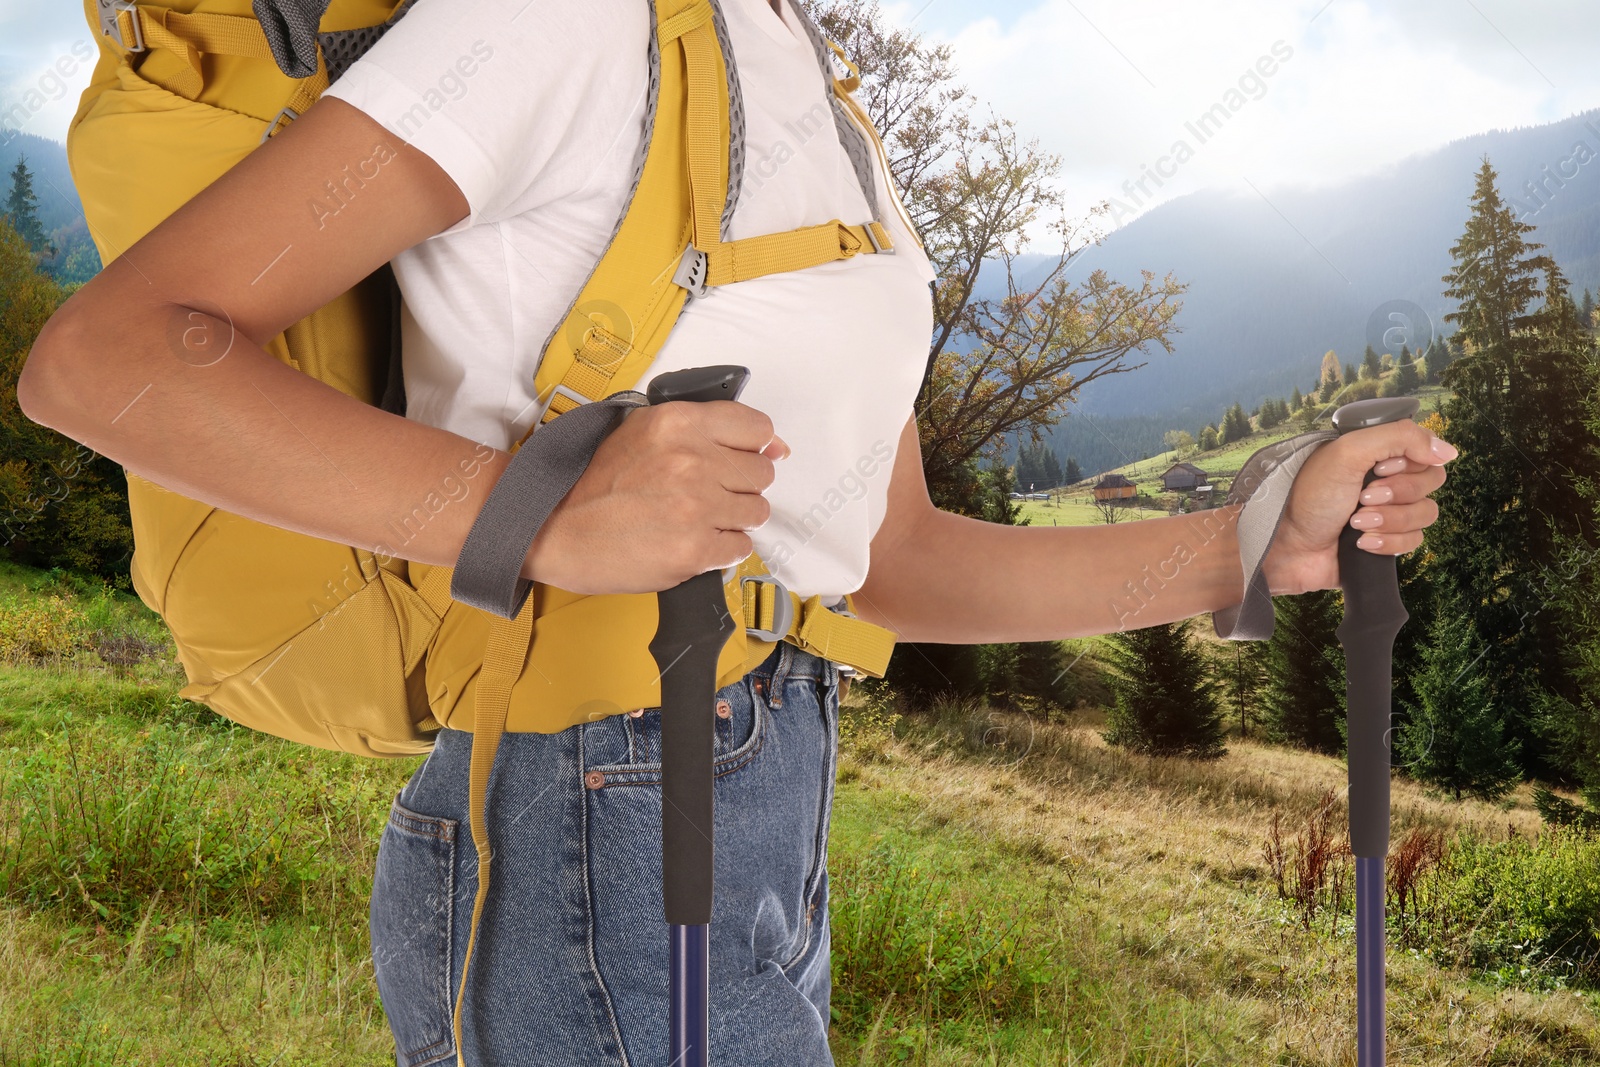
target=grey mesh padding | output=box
[1212,429,1339,640]
[451,393,649,618]
[318,0,418,84]
[254,0,418,85]
[786,2,879,220]
[254,0,333,79]
[706,0,746,236]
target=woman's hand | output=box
[1260,419,1456,596]
[523,399,789,595]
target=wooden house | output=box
[1161,462,1210,492]
[1092,473,1137,501]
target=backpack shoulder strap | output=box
[521,0,896,434]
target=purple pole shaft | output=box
[670,923,709,1067]
[1356,856,1386,1067]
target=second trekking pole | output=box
[1331,394,1419,1067]
[644,364,754,1067]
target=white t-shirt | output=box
[322,0,937,600]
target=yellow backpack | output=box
[71,0,913,1051]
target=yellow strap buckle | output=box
[738,572,895,678]
[740,574,794,643]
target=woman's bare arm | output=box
[17,97,783,594]
[17,98,513,572]
[853,408,1447,645]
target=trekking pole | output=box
[644,365,753,1067]
[1330,394,1420,1067]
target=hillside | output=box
[0,557,1594,1065]
[1014,380,1449,526]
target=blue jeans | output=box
[369,643,842,1066]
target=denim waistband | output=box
[748,640,839,689]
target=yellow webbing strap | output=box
[537,326,631,423]
[662,2,725,251]
[703,219,890,287]
[669,0,893,281]
[107,5,328,125]
[825,38,862,93]
[741,579,895,678]
[451,603,534,1067]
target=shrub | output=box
[0,591,86,661]
[838,682,902,763]
[1402,826,1600,988]
[1341,376,1382,403]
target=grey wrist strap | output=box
[450,393,648,620]
[1212,429,1339,640]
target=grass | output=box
[828,694,1600,1065]
[0,557,1595,1065]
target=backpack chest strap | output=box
[665,0,894,290]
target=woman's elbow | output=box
[15,312,83,428]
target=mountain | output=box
[992,108,1600,476]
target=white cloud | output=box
[880,0,1600,235]
[0,3,101,149]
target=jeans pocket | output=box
[370,791,459,1067]
[590,676,766,785]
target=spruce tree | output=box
[1392,345,1421,395]
[1260,589,1346,754]
[1428,157,1600,779]
[1044,449,1063,488]
[1102,618,1225,758]
[1427,335,1455,383]
[1213,639,1270,738]
[1344,362,1359,390]
[1290,386,1303,411]
[1538,549,1600,824]
[1397,606,1522,801]
[1198,425,1219,451]
[1220,402,1250,444]
[1064,456,1082,484]
[3,156,53,261]
[1361,345,1382,380]
[1581,287,1595,330]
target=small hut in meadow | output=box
[1161,462,1210,492]
[1092,473,1137,501]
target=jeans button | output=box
[715,699,732,719]
[584,770,606,790]
[628,708,645,718]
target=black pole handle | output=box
[645,365,751,925]
[1330,396,1418,859]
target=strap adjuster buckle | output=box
[97,0,145,52]
[672,244,709,300]
[532,383,593,426]
[864,222,895,255]
[740,574,794,643]
[261,107,299,144]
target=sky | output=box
[3,0,1598,237]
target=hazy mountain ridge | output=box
[991,108,1600,475]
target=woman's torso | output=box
[323,0,938,599]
